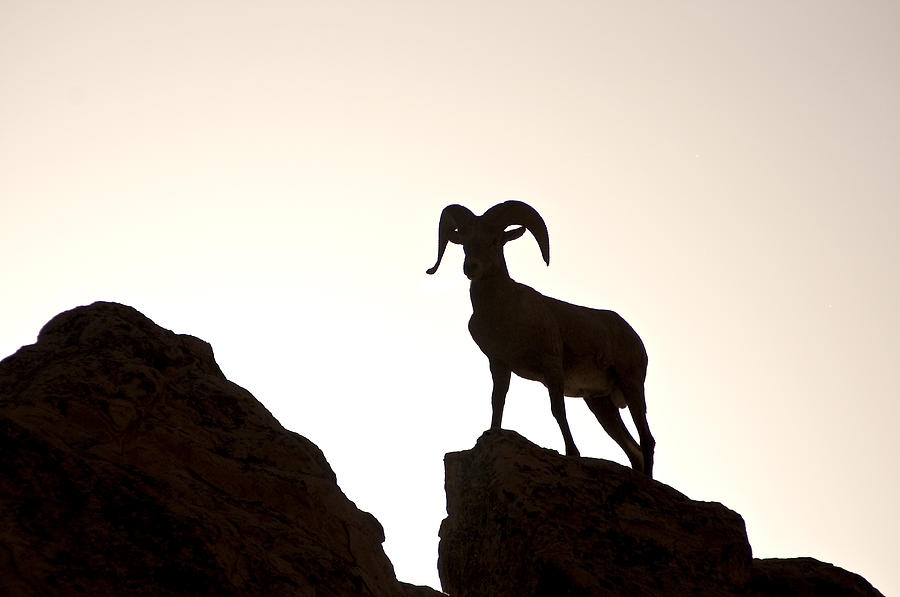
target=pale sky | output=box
[2,1,898,594]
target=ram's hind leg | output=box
[622,382,656,478]
[584,394,644,472]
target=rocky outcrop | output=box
[400,582,447,597]
[2,301,881,597]
[0,301,425,596]
[438,430,883,597]
[747,558,882,597]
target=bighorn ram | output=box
[426,201,655,476]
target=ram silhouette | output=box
[426,200,655,476]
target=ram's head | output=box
[426,201,550,281]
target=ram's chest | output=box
[468,309,519,359]
[467,295,559,377]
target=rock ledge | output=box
[438,430,883,597]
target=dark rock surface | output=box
[1,301,882,597]
[438,430,883,597]
[0,301,424,597]
[747,557,883,597]
[400,581,447,597]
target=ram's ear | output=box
[448,227,465,245]
[503,226,527,243]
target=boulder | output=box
[0,301,413,596]
[438,429,883,597]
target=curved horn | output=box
[481,200,550,265]
[426,204,476,275]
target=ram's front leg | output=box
[488,358,511,430]
[548,377,580,456]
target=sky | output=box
[2,1,898,594]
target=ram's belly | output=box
[510,364,545,384]
[562,365,618,401]
[508,361,621,404]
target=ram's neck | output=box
[469,273,517,313]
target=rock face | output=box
[438,430,883,597]
[0,302,422,597]
[2,301,882,597]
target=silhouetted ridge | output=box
[0,302,880,596]
[0,301,441,596]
